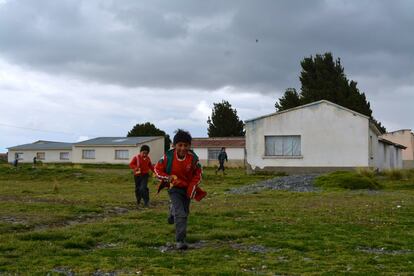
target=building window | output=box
[208,148,221,160]
[115,150,129,160]
[82,150,95,159]
[265,135,301,156]
[15,152,23,160]
[60,152,70,160]
[36,152,45,160]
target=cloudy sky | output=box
[0,0,413,152]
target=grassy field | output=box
[0,164,413,275]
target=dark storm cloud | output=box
[0,0,413,152]
[1,0,412,92]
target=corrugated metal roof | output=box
[7,140,73,150]
[192,137,245,148]
[74,136,162,146]
[378,137,407,149]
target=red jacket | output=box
[154,149,206,201]
[129,154,154,176]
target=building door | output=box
[390,148,395,169]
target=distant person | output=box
[33,156,37,167]
[216,147,228,175]
[154,129,206,250]
[129,145,154,208]
[13,156,19,167]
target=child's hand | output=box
[169,175,178,185]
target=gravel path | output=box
[228,174,321,194]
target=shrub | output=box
[355,167,376,178]
[315,171,381,190]
[408,169,414,179]
[382,169,405,180]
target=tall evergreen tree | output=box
[207,100,245,137]
[127,122,171,151]
[275,53,386,132]
[274,88,301,110]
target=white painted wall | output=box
[193,147,245,161]
[147,137,165,162]
[396,148,403,168]
[72,138,164,164]
[192,147,245,167]
[7,150,72,163]
[226,148,245,160]
[192,148,208,160]
[377,142,404,170]
[382,130,414,161]
[246,102,370,170]
[369,127,380,168]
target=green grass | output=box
[0,165,413,274]
[314,171,382,190]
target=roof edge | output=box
[74,136,164,146]
[369,121,383,136]
[8,148,73,151]
[7,141,73,150]
[192,145,244,148]
[245,100,370,123]
[384,129,413,134]
[378,137,407,149]
[192,137,245,140]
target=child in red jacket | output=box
[129,145,154,207]
[154,129,206,250]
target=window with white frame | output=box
[82,150,95,159]
[60,152,70,160]
[36,152,45,160]
[265,135,301,156]
[115,150,129,160]
[208,148,221,160]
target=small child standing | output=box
[129,145,154,208]
[154,129,206,250]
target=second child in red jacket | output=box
[129,145,154,207]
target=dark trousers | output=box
[134,174,149,205]
[168,187,191,242]
[217,161,225,172]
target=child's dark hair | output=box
[140,145,150,152]
[173,129,192,145]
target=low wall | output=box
[403,160,414,169]
[199,159,245,168]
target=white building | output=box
[381,129,414,168]
[191,137,245,167]
[72,136,164,164]
[245,100,405,173]
[7,140,73,163]
[376,138,405,170]
[7,136,165,165]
